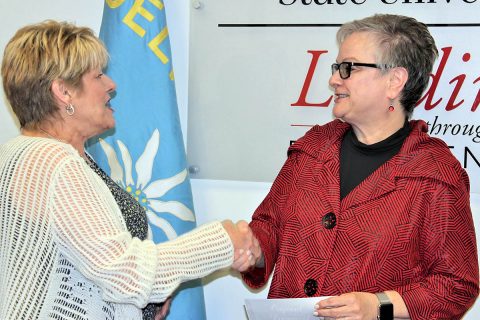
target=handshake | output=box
[222,220,263,272]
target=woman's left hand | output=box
[313,292,378,320]
[154,297,172,320]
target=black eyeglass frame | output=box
[331,62,388,79]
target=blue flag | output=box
[87,1,207,319]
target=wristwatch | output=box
[375,292,393,320]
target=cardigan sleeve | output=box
[242,151,300,288]
[395,174,479,319]
[49,156,234,307]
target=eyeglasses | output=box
[331,62,386,79]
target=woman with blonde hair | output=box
[0,20,254,320]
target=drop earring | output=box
[388,100,395,112]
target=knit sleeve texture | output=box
[48,145,234,307]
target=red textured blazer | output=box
[243,119,479,320]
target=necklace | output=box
[38,127,68,144]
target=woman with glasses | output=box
[242,14,479,319]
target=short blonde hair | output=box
[1,20,108,129]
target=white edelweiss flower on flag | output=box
[99,129,195,240]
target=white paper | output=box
[244,297,330,320]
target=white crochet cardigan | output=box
[0,136,234,319]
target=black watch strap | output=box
[375,292,393,320]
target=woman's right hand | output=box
[222,220,262,272]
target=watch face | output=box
[379,303,393,320]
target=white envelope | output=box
[244,297,331,320]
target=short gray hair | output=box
[337,14,438,117]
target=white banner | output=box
[187,0,480,193]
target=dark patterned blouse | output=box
[86,155,159,320]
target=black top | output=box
[86,154,149,240]
[340,120,411,200]
[86,155,159,320]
